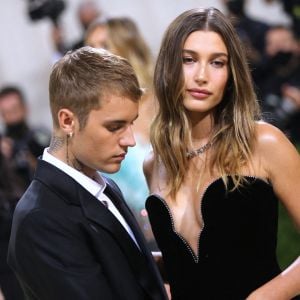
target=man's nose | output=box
[119,126,136,147]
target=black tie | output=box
[102,200,109,208]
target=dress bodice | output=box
[146,176,281,300]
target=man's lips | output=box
[113,152,127,160]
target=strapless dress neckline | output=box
[146,176,280,299]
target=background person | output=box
[0,86,50,191]
[222,0,270,83]
[0,134,24,300]
[256,25,300,145]
[51,0,102,61]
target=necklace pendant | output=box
[186,142,212,159]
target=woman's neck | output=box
[190,113,215,142]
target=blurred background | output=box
[0,0,298,279]
[0,0,292,130]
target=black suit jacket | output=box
[8,159,167,300]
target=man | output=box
[222,0,270,83]
[0,86,50,191]
[71,0,102,50]
[258,25,300,144]
[8,47,168,300]
[52,0,101,59]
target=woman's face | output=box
[85,25,108,49]
[182,30,229,117]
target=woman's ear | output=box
[57,108,75,136]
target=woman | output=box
[144,7,300,300]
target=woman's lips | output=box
[187,89,211,100]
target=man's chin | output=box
[101,164,121,174]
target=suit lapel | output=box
[103,182,149,254]
[35,160,143,259]
[103,180,167,300]
[80,183,165,299]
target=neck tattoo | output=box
[49,136,65,153]
[186,142,212,159]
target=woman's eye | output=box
[211,60,226,68]
[182,56,195,64]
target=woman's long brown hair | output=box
[151,7,261,198]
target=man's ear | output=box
[57,108,75,135]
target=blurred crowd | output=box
[222,0,300,146]
[0,86,50,299]
[0,0,299,299]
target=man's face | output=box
[265,28,298,57]
[69,94,139,177]
[0,93,26,125]
[79,4,99,29]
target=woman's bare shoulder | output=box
[255,121,294,151]
[254,121,300,178]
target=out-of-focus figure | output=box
[84,17,108,49]
[0,134,25,300]
[51,0,102,59]
[264,0,300,39]
[222,0,270,82]
[0,86,51,190]
[71,1,102,50]
[257,25,300,145]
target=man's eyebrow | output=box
[103,120,126,125]
[103,114,139,125]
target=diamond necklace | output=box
[186,142,212,159]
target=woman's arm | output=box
[247,257,300,299]
[247,122,300,299]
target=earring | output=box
[66,132,72,166]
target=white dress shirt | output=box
[42,148,140,249]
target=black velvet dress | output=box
[146,176,282,300]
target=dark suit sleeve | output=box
[14,209,115,300]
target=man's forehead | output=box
[100,93,137,106]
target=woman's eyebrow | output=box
[182,49,228,59]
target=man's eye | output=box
[107,125,122,132]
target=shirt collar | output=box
[42,148,106,198]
